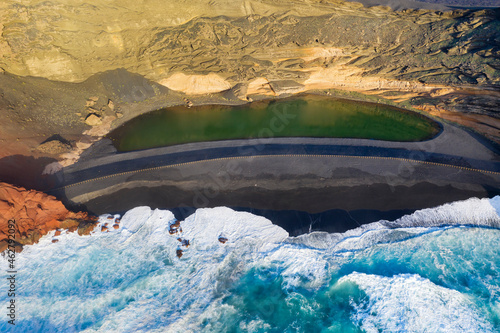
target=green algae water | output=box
[109,96,439,151]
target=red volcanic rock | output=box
[112,224,119,230]
[0,182,97,251]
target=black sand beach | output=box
[79,182,491,236]
[46,118,500,235]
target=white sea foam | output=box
[1,197,499,332]
[491,196,500,217]
[263,244,329,289]
[180,206,288,252]
[386,196,500,228]
[290,196,500,251]
[2,207,290,332]
[340,272,495,333]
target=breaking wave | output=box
[1,196,499,332]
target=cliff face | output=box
[0,182,96,252]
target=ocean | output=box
[2,196,500,332]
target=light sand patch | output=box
[159,73,232,95]
[429,88,455,97]
[299,47,344,62]
[83,115,116,137]
[247,77,275,96]
[24,50,81,82]
[302,66,454,94]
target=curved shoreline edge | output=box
[59,120,500,182]
[108,94,443,152]
[43,119,500,236]
[58,154,500,193]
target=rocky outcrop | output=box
[0,182,97,252]
[84,114,103,126]
[35,136,73,155]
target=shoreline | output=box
[108,94,443,152]
[1,71,499,193]
[80,183,491,236]
[1,3,499,193]
[45,118,500,235]
[50,88,500,172]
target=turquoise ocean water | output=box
[1,196,500,332]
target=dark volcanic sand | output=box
[66,182,497,236]
[50,121,500,236]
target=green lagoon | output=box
[109,96,440,151]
